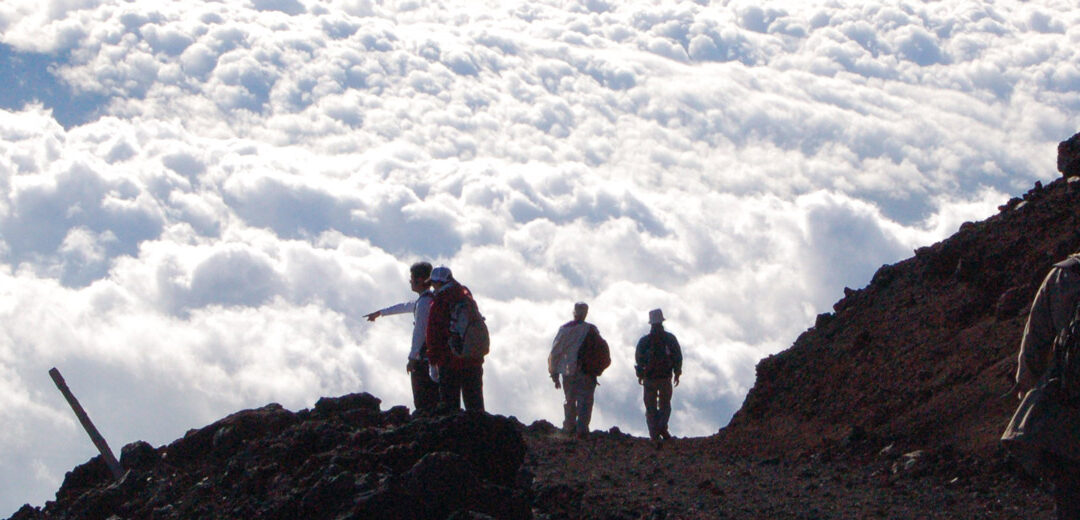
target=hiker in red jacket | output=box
[425,266,485,412]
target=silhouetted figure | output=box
[634,308,682,448]
[426,266,485,412]
[548,302,608,438]
[1002,253,1080,519]
[364,261,439,413]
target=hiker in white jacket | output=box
[548,302,605,438]
[365,261,438,412]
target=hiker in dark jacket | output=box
[634,308,682,448]
[364,261,439,413]
[548,302,606,438]
[1002,254,1080,519]
[425,266,485,412]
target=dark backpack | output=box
[1049,303,1080,404]
[578,327,610,377]
[644,333,674,377]
[448,295,489,359]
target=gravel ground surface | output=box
[523,427,1055,520]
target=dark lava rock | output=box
[722,171,1080,461]
[1058,131,1080,178]
[119,441,159,472]
[11,393,531,520]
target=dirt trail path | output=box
[524,429,1052,520]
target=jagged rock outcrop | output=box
[1058,132,1080,178]
[9,394,531,520]
[720,175,1080,460]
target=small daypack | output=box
[578,327,610,377]
[448,295,490,359]
[1049,302,1080,404]
[644,333,674,377]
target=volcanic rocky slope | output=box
[10,395,532,520]
[10,172,1080,519]
[720,175,1080,460]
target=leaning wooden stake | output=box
[48,367,125,480]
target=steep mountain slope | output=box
[719,175,1080,459]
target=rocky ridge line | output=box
[721,174,1080,461]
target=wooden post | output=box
[48,367,125,480]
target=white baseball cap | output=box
[429,266,452,283]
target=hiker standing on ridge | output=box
[635,308,682,449]
[364,262,439,413]
[426,266,486,412]
[1002,253,1080,519]
[548,302,610,439]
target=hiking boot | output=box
[659,429,672,440]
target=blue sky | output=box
[1,0,1078,514]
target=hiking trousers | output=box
[643,376,673,440]
[438,364,484,412]
[561,373,597,435]
[410,359,439,413]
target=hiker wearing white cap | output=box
[426,266,487,412]
[634,308,682,448]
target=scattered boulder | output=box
[164,402,298,467]
[533,483,583,518]
[119,441,159,472]
[8,505,44,520]
[892,450,930,477]
[1058,131,1080,178]
[995,285,1031,320]
[525,419,557,436]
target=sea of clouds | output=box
[1,0,1078,513]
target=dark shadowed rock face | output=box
[10,394,530,520]
[721,175,1080,460]
[1059,132,1080,178]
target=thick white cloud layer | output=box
[1,0,1078,513]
